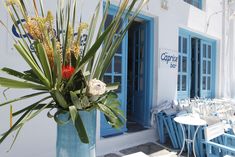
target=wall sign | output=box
[159,48,178,69]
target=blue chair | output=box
[204,122,235,157]
[156,112,180,148]
[156,112,166,144]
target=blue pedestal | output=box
[56,110,97,157]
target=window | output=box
[101,12,127,136]
[103,14,124,93]
[183,0,202,9]
[200,41,213,98]
[178,31,215,99]
[177,35,190,99]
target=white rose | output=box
[88,79,106,96]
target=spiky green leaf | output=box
[1,67,42,84]
[14,42,50,88]
[35,42,53,86]
[74,112,89,143]
[54,90,68,109]
[0,77,47,90]
[0,92,48,107]
[69,105,77,124]
[70,91,82,110]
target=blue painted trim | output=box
[141,14,154,127]
[179,28,216,43]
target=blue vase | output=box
[56,110,96,157]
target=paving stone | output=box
[120,142,164,155]
[149,149,177,157]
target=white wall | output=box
[0,1,99,157]
[0,2,56,156]
[0,0,224,156]
[138,0,222,106]
[98,0,224,155]
[97,0,223,154]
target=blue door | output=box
[101,13,127,137]
[130,24,146,125]
[200,41,213,98]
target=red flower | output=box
[62,65,75,79]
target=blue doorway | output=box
[127,17,154,132]
[100,8,154,136]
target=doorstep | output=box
[98,142,178,157]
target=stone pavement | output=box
[99,142,178,157]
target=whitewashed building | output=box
[0,0,235,156]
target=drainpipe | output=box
[220,0,227,97]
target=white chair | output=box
[204,122,235,157]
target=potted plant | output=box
[0,0,148,156]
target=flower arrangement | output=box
[0,0,148,146]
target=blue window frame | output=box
[177,29,216,99]
[177,34,190,99]
[183,0,202,9]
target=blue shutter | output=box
[200,41,213,98]
[177,34,190,99]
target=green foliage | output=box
[0,0,148,147]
